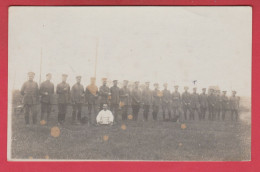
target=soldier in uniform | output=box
[20,72,39,125]
[85,77,99,124]
[208,89,216,120]
[229,91,240,121]
[190,87,200,120]
[172,85,181,119]
[142,82,153,121]
[162,83,172,121]
[152,83,161,121]
[215,90,222,120]
[39,73,54,123]
[99,78,110,110]
[110,80,120,122]
[119,80,131,121]
[221,91,229,121]
[182,86,191,120]
[56,74,70,124]
[199,88,208,120]
[71,76,85,124]
[131,81,142,121]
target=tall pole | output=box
[94,39,99,78]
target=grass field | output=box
[10,104,251,161]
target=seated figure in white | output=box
[96,104,114,125]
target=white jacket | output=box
[96,110,114,124]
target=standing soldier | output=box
[152,83,161,121]
[71,76,85,124]
[20,72,39,125]
[110,80,120,122]
[229,91,240,121]
[208,89,216,120]
[39,73,54,124]
[131,81,142,121]
[85,77,99,124]
[119,80,131,121]
[215,90,222,120]
[162,83,172,121]
[56,74,70,124]
[221,91,229,121]
[190,87,200,120]
[182,86,191,120]
[172,85,181,119]
[142,82,153,121]
[199,88,208,120]
[99,78,110,110]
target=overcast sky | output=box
[8,6,252,96]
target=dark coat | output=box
[199,93,208,108]
[85,85,99,105]
[229,96,240,110]
[110,86,120,105]
[207,94,216,107]
[190,93,200,108]
[119,87,131,106]
[172,91,181,107]
[142,88,153,105]
[221,95,229,110]
[99,85,110,104]
[162,89,171,105]
[152,89,161,106]
[20,80,39,105]
[71,83,85,104]
[182,92,191,107]
[56,82,70,104]
[39,80,54,104]
[131,87,142,106]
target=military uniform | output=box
[20,80,39,124]
[172,91,181,118]
[119,86,131,120]
[229,95,240,121]
[85,84,99,123]
[182,91,191,120]
[207,93,216,120]
[99,85,110,109]
[215,95,222,120]
[110,85,120,121]
[142,87,153,121]
[152,89,161,120]
[190,92,200,120]
[221,94,229,120]
[131,87,142,121]
[162,89,172,120]
[71,83,85,123]
[56,81,70,123]
[39,80,54,121]
[199,93,208,120]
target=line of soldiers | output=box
[20,72,240,125]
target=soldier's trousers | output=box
[24,104,37,124]
[41,102,51,121]
[152,105,159,120]
[88,104,97,123]
[208,105,215,120]
[200,107,207,120]
[172,106,181,117]
[58,104,67,123]
[143,105,150,121]
[231,109,238,121]
[132,105,140,121]
[110,104,119,121]
[216,108,221,120]
[221,109,227,121]
[121,105,129,121]
[183,105,191,120]
[162,103,171,120]
[72,103,82,122]
[190,107,200,120]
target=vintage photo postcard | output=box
[8,6,251,161]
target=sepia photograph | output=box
[8,6,251,161]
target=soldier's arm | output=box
[51,83,54,94]
[20,83,26,96]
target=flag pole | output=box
[94,39,99,78]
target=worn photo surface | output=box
[8,6,251,161]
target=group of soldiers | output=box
[19,72,240,125]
